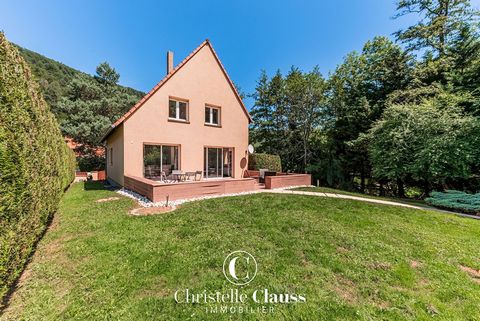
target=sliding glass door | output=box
[144,144,179,178]
[204,147,233,179]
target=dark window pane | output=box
[169,100,176,118]
[162,145,178,175]
[179,102,187,120]
[223,148,232,177]
[205,107,210,123]
[212,108,219,124]
[208,148,218,178]
[144,145,161,178]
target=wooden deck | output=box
[124,175,259,202]
[124,173,312,202]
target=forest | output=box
[249,0,480,198]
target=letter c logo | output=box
[223,250,257,286]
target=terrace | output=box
[124,169,311,202]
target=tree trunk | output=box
[360,167,366,194]
[424,180,431,196]
[397,178,405,198]
[379,181,385,197]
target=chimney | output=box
[167,51,174,74]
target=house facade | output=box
[101,40,252,186]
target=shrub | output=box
[0,32,75,302]
[248,153,282,172]
[77,155,105,171]
[425,190,480,214]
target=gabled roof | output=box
[100,39,252,142]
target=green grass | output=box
[3,182,480,320]
[293,186,426,206]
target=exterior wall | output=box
[106,124,125,186]
[124,175,257,202]
[122,45,249,181]
[265,174,312,189]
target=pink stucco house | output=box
[101,40,311,202]
[101,40,252,185]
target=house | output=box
[101,40,252,188]
[101,39,311,202]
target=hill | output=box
[15,44,145,153]
[16,45,144,108]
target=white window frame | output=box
[168,99,189,121]
[205,105,221,126]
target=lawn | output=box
[2,182,480,320]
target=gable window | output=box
[169,99,188,121]
[205,105,220,126]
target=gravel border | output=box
[116,185,315,208]
[116,187,264,208]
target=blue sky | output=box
[1,0,479,108]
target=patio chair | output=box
[171,170,185,182]
[195,170,202,181]
[160,171,168,182]
[184,171,196,181]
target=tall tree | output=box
[95,61,120,85]
[58,62,139,145]
[328,37,412,191]
[250,68,327,173]
[394,0,477,58]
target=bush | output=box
[77,155,105,171]
[0,32,76,302]
[248,153,282,172]
[425,190,480,214]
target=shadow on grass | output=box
[83,181,107,191]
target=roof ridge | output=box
[101,39,251,142]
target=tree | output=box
[394,0,477,58]
[250,68,328,173]
[367,101,480,195]
[58,62,139,145]
[327,37,412,191]
[95,61,120,85]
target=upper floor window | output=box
[205,105,220,126]
[169,99,188,121]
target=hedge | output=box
[0,32,76,302]
[248,153,282,173]
[425,190,480,215]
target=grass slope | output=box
[2,182,480,320]
[293,186,426,206]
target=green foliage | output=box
[57,69,140,145]
[0,32,76,302]
[248,153,282,172]
[15,44,144,145]
[426,190,480,214]
[366,102,480,193]
[326,37,413,190]
[249,2,480,197]
[77,155,105,171]
[249,67,327,172]
[95,62,120,85]
[394,0,477,57]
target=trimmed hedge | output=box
[0,32,76,302]
[425,190,480,215]
[248,153,282,173]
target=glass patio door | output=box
[204,147,233,179]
